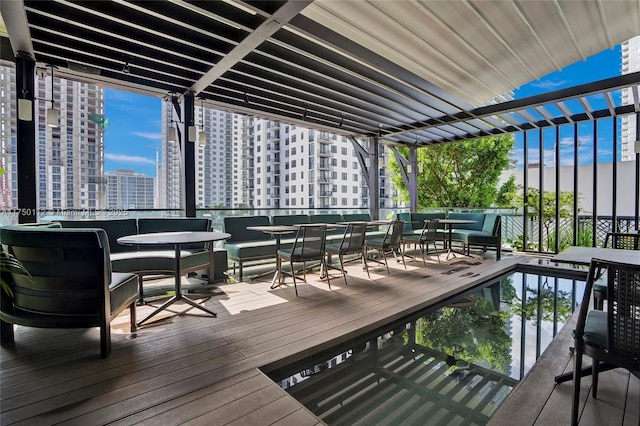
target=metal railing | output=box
[3,206,636,255]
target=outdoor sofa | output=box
[57,218,228,301]
[397,212,502,260]
[223,213,387,280]
[0,224,138,358]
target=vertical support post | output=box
[592,120,598,247]
[635,113,640,231]
[15,52,36,224]
[183,93,196,217]
[538,131,544,251]
[612,116,618,232]
[390,146,418,212]
[523,132,529,251]
[573,124,579,246]
[170,94,183,210]
[369,137,380,220]
[349,136,380,220]
[408,147,418,213]
[554,127,560,253]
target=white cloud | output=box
[132,131,162,141]
[529,79,570,90]
[105,153,155,165]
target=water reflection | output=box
[267,270,585,425]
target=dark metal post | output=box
[408,147,418,212]
[592,120,598,247]
[538,131,544,251]
[573,124,579,246]
[370,137,380,220]
[15,51,36,224]
[612,117,618,232]
[635,113,640,231]
[554,128,560,253]
[350,136,379,219]
[183,93,196,217]
[390,146,418,212]
[523,132,529,251]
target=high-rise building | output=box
[195,108,241,208]
[105,169,154,209]
[621,36,639,161]
[240,118,400,210]
[0,65,105,211]
[161,101,181,209]
[160,101,240,209]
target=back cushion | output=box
[137,218,211,233]
[411,212,446,230]
[341,213,371,222]
[58,219,137,253]
[223,215,271,242]
[272,214,310,226]
[482,214,500,234]
[311,214,343,234]
[447,213,485,231]
[1,227,106,315]
[396,212,412,231]
[137,218,212,250]
[310,214,342,224]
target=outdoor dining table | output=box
[550,245,640,385]
[551,245,640,266]
[246,225,298,288]
[117,230,230,326]
[248,224,344,288]
[437,219,477,260]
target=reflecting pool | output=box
[265,270,586,426]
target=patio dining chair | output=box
[570,258,640,426]
[325,222,370,285]
[365,220,406,274]
[402,219,441,266]
[277,224,330,297]
[593,231,640,309]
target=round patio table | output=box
[246,225,298,288]
[118,231,230,326]
[436,219,477,260]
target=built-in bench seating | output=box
[223,213,386,280]
[396,212,501,260]
[57,218,228,301]
[0,225,138,358]
[397,212,447,239]
[448,212,501,259]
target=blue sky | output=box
[511,46,622,169]
[103,45,623,176]
[104,89,162,176]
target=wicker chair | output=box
[570,258,640,425]
[593,232,640,310]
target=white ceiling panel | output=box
[1,0,639,145]
[302,0,640,106]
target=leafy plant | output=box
[0,250,32,298]
[388,135,516,209]
[510,234,538,252]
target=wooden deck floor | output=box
[1,252,637,425]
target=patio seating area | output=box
[1,249,638,425]
[1,1,639,424]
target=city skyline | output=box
[102,45,624,177]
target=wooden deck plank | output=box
[1,253,635,425]
[487,310,576,426]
